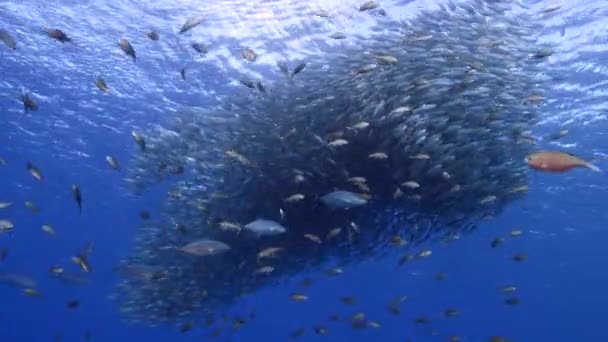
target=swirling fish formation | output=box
[115,0,552,325]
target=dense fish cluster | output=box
[115,0,552,325]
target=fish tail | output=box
[584,162,601,172]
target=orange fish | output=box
[526,151,600,173]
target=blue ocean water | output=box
[1,0,608,341]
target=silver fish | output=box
[175,239,231,256]
[320,190,368,209]
[244,219,287,236]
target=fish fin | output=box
[584,162,601,172]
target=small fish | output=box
[326,227,342,240]
[23,288,41,297]
[541,3,561,13]
[72,243,93,273]
[255,266,274,275]
[84,330,92,341]
[314,325,329,335]
[367,321,381,328]
[504,297,520,306]
[489,336,512,342]
[179,15,205,34]
[311,9,330,18]
[71,185,82,215]
[258,247,282,259]
[20,92,38,113]
[0,29,17,50]
[328,139,348,147]
[41,224,56,235]
[349,122,369,130]
[191,42,208,54]
[417,250,432,258]
[175,223,188,235]
[326,267,343,276]
[244,219,287,236]
[390,106,412,115]
[255,81,266,93]
[414,315,430,324]
[374,55,398,64]
[410,153,431,160]
[284,194,305,203]
[49,266,64,276]
[369,152,388,159]
[533,48,553,59]
[71,256,91,273]
[105,156,120,170]
[219,221,242,232]
[401,181,420,189]
[290,328,305,339]
[180,321,193,332]
[512,253,527,262]
[118,38,136,62]
[390,235,405,246]
[320,190,368,209]
[241,47,257,62]
[480,195,497,205]
[397,254,412,267]
[546,129,568,141]
[387,295,407,315]
[502,285,517,294]
[168,239,231,256]
[490,237,503,248]
[43,27,71,43]
[444,308,459,317]
[351,313,366,328]
[96,75,109,93]
[25,201,40,213]
[299,278,313,287]
[523,94,545,104]
[359,1,379,11]
[277,61,289,74]
[132,131,146,151]
[0,202,12,209]
[66,300,80,309]
[393,188,404,199]
[526,151,600,172]
[180,67,187,81]
[357,63,377,74]
[304,234,322,244]
[510,230,523,237]
[0,219,14,233]
[340,296,356,305]
[27,162,42,180]
[291,63,307,77]
[147,31,159,40]
[139,211,151,220]
[225,150,255,167]
[240,79,256,89]
[329,32,347,40]
[290,293,308,301]
[435,272,447,281]
[508,185,529,194]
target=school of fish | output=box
[115,0,557,326]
